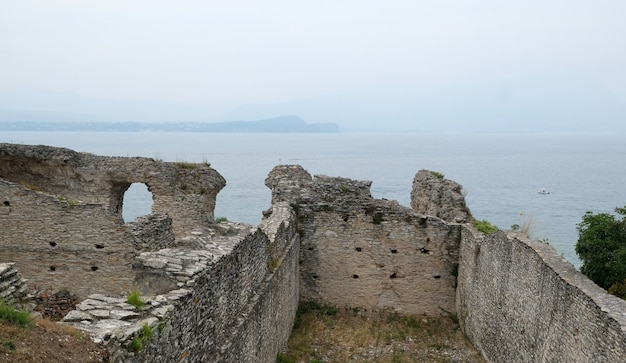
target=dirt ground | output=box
[0,317,108,363]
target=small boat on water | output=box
[538,188,550,194]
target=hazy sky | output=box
[2,1,626,131]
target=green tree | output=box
[575,207,626,291]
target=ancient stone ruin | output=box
[1,143,626,362]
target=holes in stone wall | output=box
[352,274,359,279]
[49,241,57,247]
[342,214,349,222]
[312,275,318,279]
[355,247,362,252]
[122,183,153,222]
[3,201,9,206]
[91,266,99,271]
[95,244,104,249]
[433,274,441,279]
[420,247,430,254]
[390,272,397,279]
[49,266,56,271]
[390,248,397,254]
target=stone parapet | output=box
[457,229,626,362]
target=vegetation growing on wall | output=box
[126,290,146,310]
[128,324,154,352]
[576,207,626,295]
[430,171,445,179]
[473,219,498,234]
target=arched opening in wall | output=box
[122,183,153,222]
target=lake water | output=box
[3,131,626,268]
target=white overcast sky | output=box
[1,0,626,130]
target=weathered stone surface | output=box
[0,263,28,307]
[410,169,471,223]
[59,206,299,363]
[0,143,225,299]
[63,310,93,322]
[3,144,626,363]
[266,165,460,316]
[457,229,626,362]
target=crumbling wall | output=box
[64,204,299,363]
[457,229,626,362]
[0,263,28,307]
[126,212,175,252]
[266,165,460,315]
[0,143,225,299]
[0,179,136,298]
[0,143,225,237]
[410,169,471,223]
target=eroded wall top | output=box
[266,165,462,315]
[411,170,471,223]
[0,143,226,235]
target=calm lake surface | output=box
[4,131,626,268]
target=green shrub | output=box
[473,219,498,234]
[128,336,143,352]
[126,290,146,310]
[0,300,31,328]
[128,324,154,352]
[215,216,228,223]
[576,207,626,290]
[608,279,626,299]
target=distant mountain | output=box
[0,89,208,123]
[0,115,340,133]
[186,116,339,133]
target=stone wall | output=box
[410,169,471,223]
[0,143,225,299]
[63,203,299,363]
[457,229,626,362]
[0,263,28,307]
[140,204,298,362]
[266,165,461,315]
[127,212,176,252]
[3,143,626,362]
[0,143,225,237]
[0,179,137,298]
